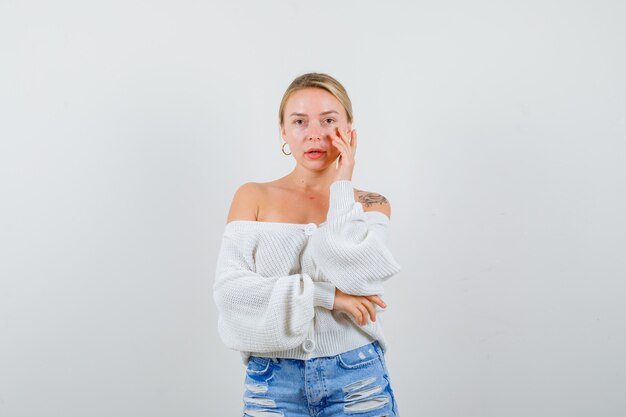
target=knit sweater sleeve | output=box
[312,179,402,296]
[213,226,336,353]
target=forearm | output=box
[214,263,335,352]
[312,180,402,295]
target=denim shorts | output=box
[242,341,399,417]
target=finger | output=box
[356,304,369,325]
[362,299,377,322]
[331,136,345,153]
[351,307,363,325]
[341,128,355,156]
[335,126,346,143]
[331,130,346,153]
[366,295,387,309]
[335,127,350,149]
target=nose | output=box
[307,124,324,141]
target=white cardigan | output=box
[213,179,402,364]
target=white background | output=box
[1,1,625,416]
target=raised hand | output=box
[331,126,357,182]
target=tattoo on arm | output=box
[357,192,389,207]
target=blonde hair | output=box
[278,73,353,130]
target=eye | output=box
[294,119,304,125]
[325,118,335,124]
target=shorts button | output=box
[302,338,316,352]
[304,223,317,235]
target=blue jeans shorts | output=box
[243,341,399,417]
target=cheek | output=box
[328,124,348,138]
[287,124,307,135]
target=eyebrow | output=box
[289,110,340,118]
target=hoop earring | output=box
[281,142,292,156]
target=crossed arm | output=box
[213,180,401,351]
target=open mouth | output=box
[305,149,326,159]
[306,148,326,154]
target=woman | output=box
[214,72,402,416]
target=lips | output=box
[305,148,326,160]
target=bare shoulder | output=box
[226,182,265,223]
[354,188,392,219]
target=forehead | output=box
[285,88,343,115]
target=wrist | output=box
[313,282,336,310]
[329,179,356,212]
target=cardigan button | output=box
[304,223,317,235]
[302,338,316,352]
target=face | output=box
[281,87,352,167]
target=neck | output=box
[286,166,338,192]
